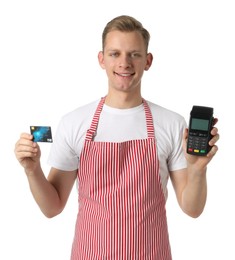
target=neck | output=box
[105,91,143,109]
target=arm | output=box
[170,167,207,218]
[14,133,77,218]
[170,121,219,218]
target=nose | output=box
[118,54,131,68]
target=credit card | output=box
[30,126,53,143]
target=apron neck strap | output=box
[85,96,155,141]
[142,98,155,139]
[85,96,106,141]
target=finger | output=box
[14,139,38,159]
[211,127,218,136]
[16,136,37,149]
[183,128,188,139]
[209,133,220,146]
[15,144,38,157]
[20,132,34,140]
[212,118,218,126]
[182,128,188,149]
[17,151,38,161]
[207,145,218,157]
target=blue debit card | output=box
[30,126,53,142]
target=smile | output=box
[115,72,135,77]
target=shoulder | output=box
[146,100,186,125]
[54,98,101,138]
[60,99,100,124]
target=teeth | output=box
[118,73,131,76]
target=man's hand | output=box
[14,133,41,174]
[183,118,219,170]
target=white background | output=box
[1,0,234,259]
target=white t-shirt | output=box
[47,98,187,199]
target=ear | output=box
[144,53,153,71]
[98,51,105,69]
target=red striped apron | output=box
[71,97,172,260]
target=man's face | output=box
[98,30,152,94]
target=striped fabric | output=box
[71,97,172,260]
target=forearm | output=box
[25,165,62,218]
[181,167,207,218]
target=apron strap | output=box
[142,98,155,139]
[85,96,106,141]
[85,97,155,141]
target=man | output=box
[15,15,219,259]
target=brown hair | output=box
[102,15,150,52]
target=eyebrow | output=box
[106,49,142,53]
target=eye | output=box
[109,52,119,57]
[131,52,141,58]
